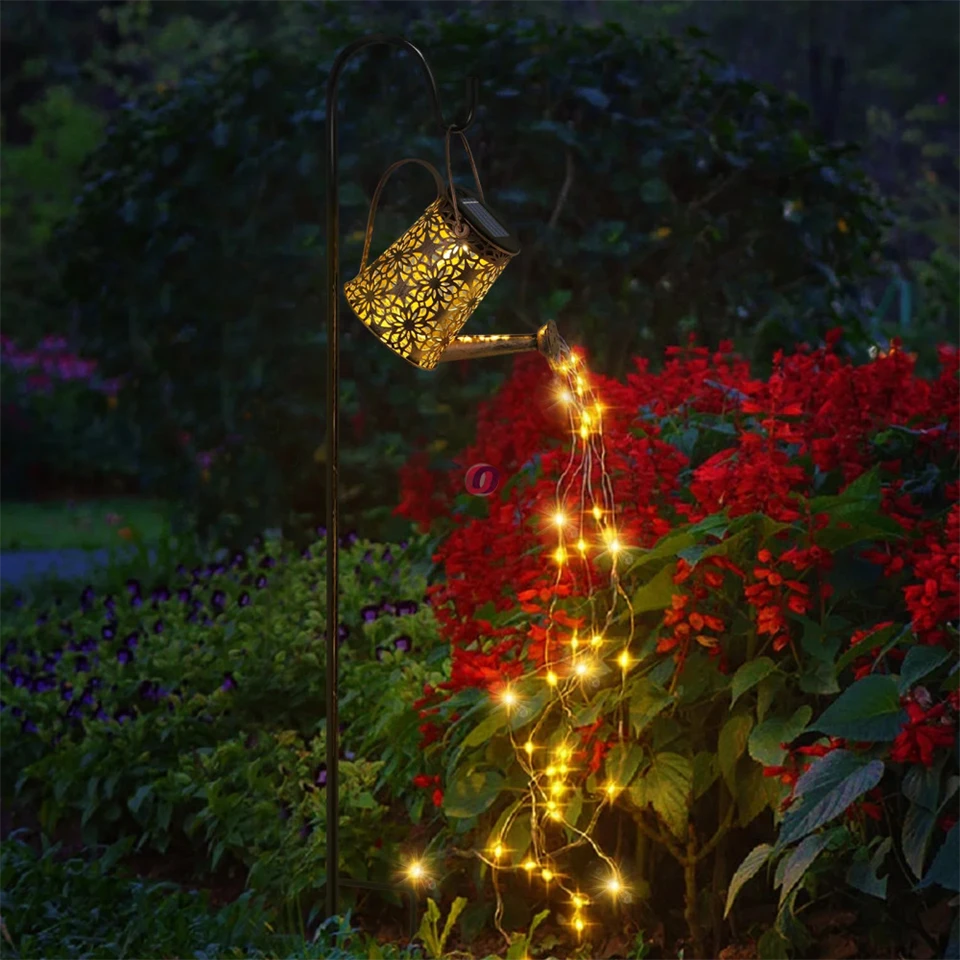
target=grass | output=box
[0,499,171,551]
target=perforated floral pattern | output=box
[345,196,514,370]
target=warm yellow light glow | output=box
[574,917,585,934]
[572,894,587,909]
[557,747,571,761]
[592,505,602,521]
[605,875,623,896]
[493,842,503,860]
[579,424,589,440]
[546,670,558,686]
[576,538,587,554]
[554,547,567,564]
[574,661,588,677]
[608,539,621,555]
[617,650,631,670]
[591,633,602,647]
[553,511,567,527]
[582,410,592,426]
[523,859,537,872]
[545,765,557,777]
[605,782,619,799]
[501,688,517,708]
[542,868,554,882]
[559,389,573,404]
[524,740,535,756]
[570,633,579,651]
[406,861,425,882]
[550,781,565,797]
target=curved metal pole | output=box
[324,35,479,922]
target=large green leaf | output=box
[443,769,505,819]
[731,657,776,707]
[778,750,885,848]
[725,843,772,918]
[898,645,951,694]
[692,751,719,800]
[814,675,906,741]
[629,683,672,736]
[630,563,678,613]
[748,706,813,767]
[719,714,753,791]
[629,751,692,839]
[919,824,960,892]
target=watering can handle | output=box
[358,158,446,275]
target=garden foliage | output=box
[1,533,445,912]
[0,334,135,497]
[397,334,959,957]
[51,4,885,541]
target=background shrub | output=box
[51,6,885,542]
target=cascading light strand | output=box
[465,336,640,949]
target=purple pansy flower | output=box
[75,657,90,674]
[315,765,327,787]
[394,636,412,653]
[117,649,133,665]
[153,620,164,634]
[80,586,95,610]
[361,605,379,623]
[238,591,251,607]
[259,556,275,570]
[221,672,237,691]
[396,600,418,616]
[255,575,268,589]
[211,590,226,610]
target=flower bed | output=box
[397,334,959,958]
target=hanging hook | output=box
[327,35,479,135]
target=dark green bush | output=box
[55,5,885,540]
[1,533,446,909]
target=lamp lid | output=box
[450,189,521,256]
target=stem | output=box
[709,786,731,954]
[684,824,706,959]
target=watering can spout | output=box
[435,320,563,365]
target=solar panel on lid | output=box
[462,198,509,238]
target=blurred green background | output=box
[1,0,956,550]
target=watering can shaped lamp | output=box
[344,141,560,370]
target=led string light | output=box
[402,340,638,947]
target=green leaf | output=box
[846,837,891,899]
[947,914,960,960]
[692,751,719,800]
[737,761,780,827]
[731,658,776,707]
[748,706,813,767]
[444,769,504,819]
[629,683,672,736]
[814,675,905,741]
[605,743,645,789]
[902,761,944,879]
[757,928,790,960]
[564,789,583,842]
[799,658,840,695]
[127,783,153,816]
[778,750,885,848]
[835,622,905,672]
[439,897,469,954]
[719,714,753,791]
[629,752,691,838]
[778,832,830,906]
[574,87,610,110]
[919,824,960,892]
[641,178,672,203]
[898,645,951,693]
[630,563,677,613]
[725,843,772,918]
